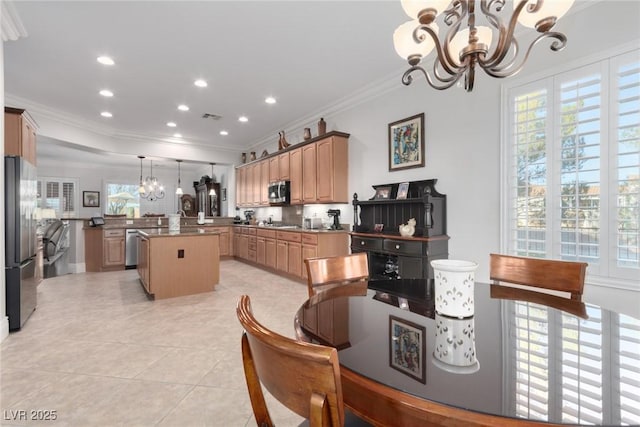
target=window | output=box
[504,49,640,286]
[105,183,140,217]
[37,177,78,218]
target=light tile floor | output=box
[1,261,310,426]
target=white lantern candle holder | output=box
[168,214,180,234]
[431,259,478,318]
[432,313,479,374]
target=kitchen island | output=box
[137,228,220,299]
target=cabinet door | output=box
[236,167,245,207]
[397,256,423,279]
[252,163,261,206]
[265,238,277,269]
[269,157,279,182]
[239,235,249,259]
[316,138,334,202]
[276,241,288,272]
[289,148,303,205]
[302,144,317,203]
[137,237,150,292]
[103,237,125,267]
[260,160,270,205]
[288,242,302,277]
[301,244,317,280]
[256,237,266,265]
[218,231,230,256]
[279,152,290,180]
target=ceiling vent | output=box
[202,113,222,120]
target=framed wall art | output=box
[388,113,425,171]
[83,191,100,207]
[389,315,426,383]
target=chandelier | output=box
[393,0,574,92]
[138,156,165,201]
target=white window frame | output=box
[37,176,79,218]
[501,42,640,291]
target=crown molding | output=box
[2,1,27,42]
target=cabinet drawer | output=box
[257,229,277,238]
[104,229,125,237]
[247,228,257,235]
[351,236,382,251]
[383,239,422,255]
[248,242,257,251]
[301,234,318,245]
[277,231,301,242]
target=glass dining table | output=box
[294,279,640,427]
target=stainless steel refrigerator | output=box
[4,155,38,331]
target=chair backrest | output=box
[237,295,345,427]
[304,253,369,297]
[489,253,587,300]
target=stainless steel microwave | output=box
[268,180,290,204]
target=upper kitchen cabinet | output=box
[300,133,349,204]
[5,107,38,166]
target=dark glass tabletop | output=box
[296,279,640,426]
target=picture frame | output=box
[374,185,392,200]
[389,315,426,384]
[388,113,425,171]
[396,182,410,200]
[83,191,100,207]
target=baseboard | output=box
[68,262,86,274]
[0,316,9,342]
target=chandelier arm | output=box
[415,24,461,77]
[402,65,462,91]
[483,31,567,78]
[481,0,530,67]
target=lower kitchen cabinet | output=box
[235,226,349,280]
[84,227,126,272]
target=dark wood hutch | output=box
[194,175,221,216]
[351,179,448,281]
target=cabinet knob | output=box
[396,244,400,249]
[361,241,365,245]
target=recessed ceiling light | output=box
[97,56,114,66]
[101,111,113,118]
[194,79,208,88]
[173,133,182,138]
[219,130,229,136]
[99,89,114,97]
[166,122,177,127]
[265,96,276,104]
[177,104,189,111]
[238,116,248,123]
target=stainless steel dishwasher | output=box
[125,229,139,268]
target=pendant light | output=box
[138,156,146,195]
[175,160,183,195]
[208,163,217,196]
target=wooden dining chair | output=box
[237,294,369,427]
[304,253,369,297]
[489,253,588,300]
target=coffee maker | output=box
[243,210,255,225]
[327,209,342,230]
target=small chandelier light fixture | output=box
[137,155,165,201]
[393,0,574,92]
[175,160,183,195]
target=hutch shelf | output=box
[351,179,449,281]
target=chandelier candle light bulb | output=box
[393,0,575,91]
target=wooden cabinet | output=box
[302,298,350,348]
[260,160,270,205]
[138,235,150,292]
[302,144,317,203]
[5,107,38,165]
[84,227,126,272]
[316,136,348,203]
[276,240,288,272]
[215,227,231,256]
[278,152,290,180]
[265,238,277,269]
[269,156,280,182]
[289,147,303,205]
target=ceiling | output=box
[4,1,408,169]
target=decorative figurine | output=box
[303,128,311,140]
[278,131,290,150]
[318,117,327,135]
[250,151,256,161]
[241,152,247,163]
[399,218,416,237]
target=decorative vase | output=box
[303,128,311,140]
[278,131,290,150]
[432,314,479,374]
[241,153,247,163]
[431,259,478,318]
[250,151,256,161]
[318,117,327,135]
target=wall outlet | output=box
[126,220,133,225]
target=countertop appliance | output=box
[304,217,323,229]
[125,229,139,268]
[4,156,38,331]
[327,209,342,230]
[268,180,290,205]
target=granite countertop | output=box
[137,228,221,238]
[232,224,350,234]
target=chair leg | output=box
[241,333,274,427]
